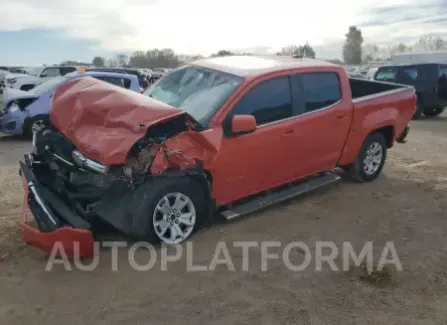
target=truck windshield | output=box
[143,65,244,125]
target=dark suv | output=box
[374,63,447,118]
[86,67,149,89]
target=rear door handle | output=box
[284,129,295,135]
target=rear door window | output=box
[375,67,397,82]
[292,72,342,113]
[400,67,418,80]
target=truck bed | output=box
[349,78,410,101]
[345,78,416,155]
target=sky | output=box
[1,0,447,66]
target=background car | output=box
[374,63,447,118]
[151,68,170,80]
[0,71,140,138]
[86,67,149,90]
[5,66,82,91]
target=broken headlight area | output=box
[31,113,194,189]
[3,98,38,115]
[32,112,195,187]
[71,150,109,174]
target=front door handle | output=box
[336,115,347,120]
[284,129,295,135]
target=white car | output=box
[139,68,153,78]
[152,68,170,78]
[365,67,379,80]
[0,67,10,83]
[5,66,82,91]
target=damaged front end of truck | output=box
[19,77,217,258]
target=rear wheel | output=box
[423,106,445,117]
[344,132,387,182]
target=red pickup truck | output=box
[20,56,415,257]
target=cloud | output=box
[0,0,150,50]
[359,0,447,43]
[1,0,447,58]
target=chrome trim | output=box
[257,99,343,129]
[351,87,410,104]
[85,160,109,174]
[52,153,74,167]
[28,181,57,225]
[255,86,409,130]
[71,150,108,174]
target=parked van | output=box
[374,63,447,118]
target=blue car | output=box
[0,71,141,138]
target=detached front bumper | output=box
[19,156,95,258]
[396,125,410,143]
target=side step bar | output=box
[220,172,341,220]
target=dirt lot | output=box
[1,115,447,325]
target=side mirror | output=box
[40,73,47,78]
[229,114,257,136]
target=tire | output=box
[423,106,445,117]
[141,177,207,245]
[413,99,423,119]
[345,132,387,182]
[20,84,35,91]
[23,115,48,140]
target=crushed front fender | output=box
[22,225,95,259]
[19,158,95,259]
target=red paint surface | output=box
[22,224,95,259]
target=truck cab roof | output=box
[192,55,339,78]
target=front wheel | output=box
[344,132,387,182]
[144,178,206,244]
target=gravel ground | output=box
[1,114,447,325]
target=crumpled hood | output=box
[50,76,186,165]
[3,87,39,104]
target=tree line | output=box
[342,26,447,64]
[85,44,317,70]
[60,27,447,68]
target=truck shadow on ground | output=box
[412,117,447,136]
[422,116,447,122]
[87,168,447,259]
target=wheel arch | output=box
[373,125,394,148]
[156,164,215,222]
